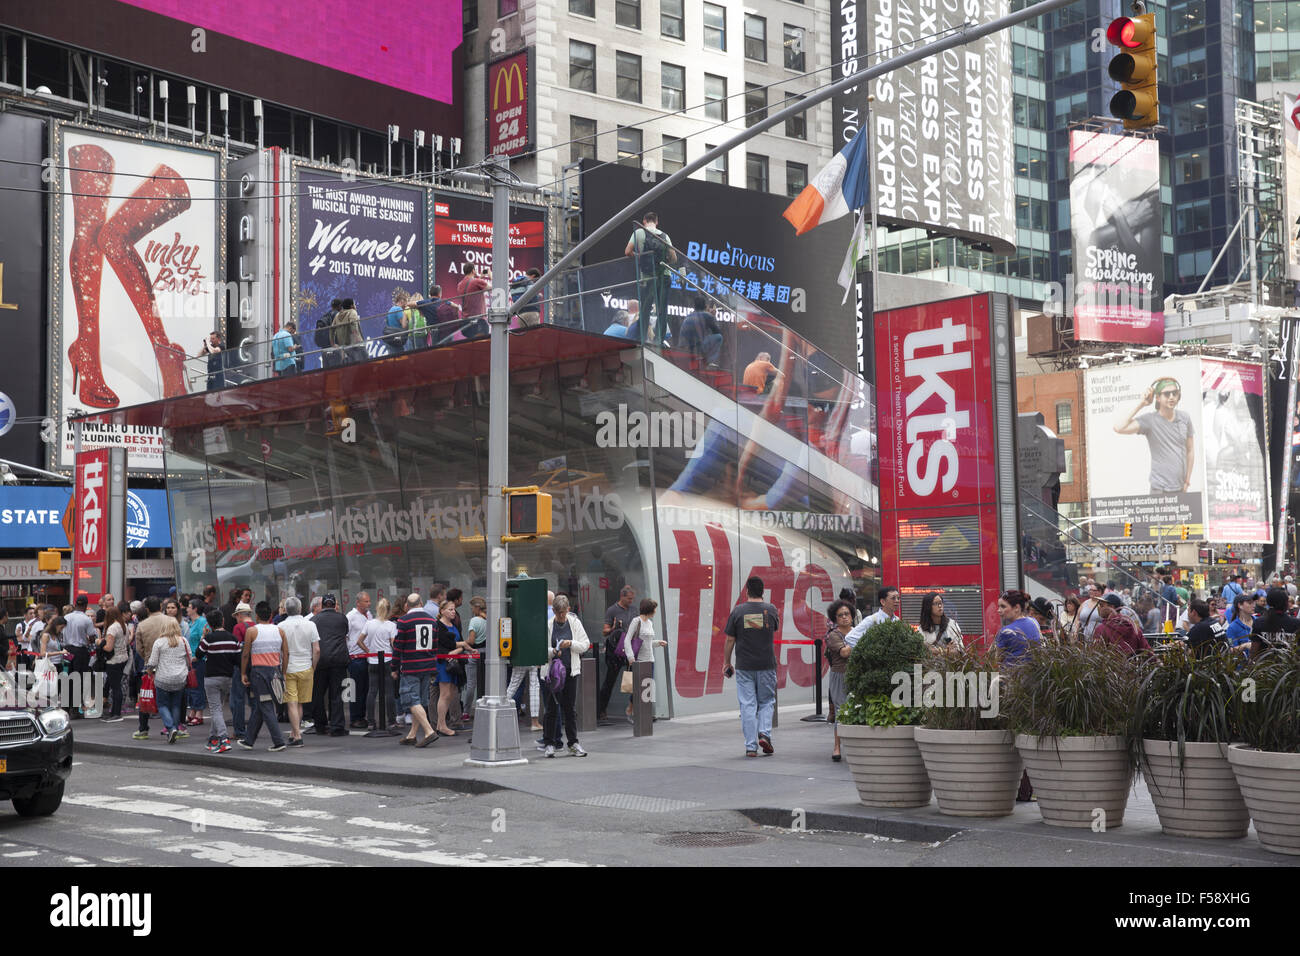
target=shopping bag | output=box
[138,672,158,714]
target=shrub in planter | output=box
[1131,643,1248,838]
[837,620,930,807]
[1002,641,1138,828]
[1228,644,1300,855]
[914,644,1023,817]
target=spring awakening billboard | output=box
[1086,358,1271,543]
[1069,130,1163,345]
[51,125,222,471]
[294,166,430,370]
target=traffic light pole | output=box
[467,153,527,766]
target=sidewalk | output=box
[72,706,1287,865]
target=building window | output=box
[704,3,726,51]
[1170,0,1206,34]
[704,73,727,121]
[783,25,806,71]
[1171,48,1207,84]
[464,0,478,32]
[616,51,642,103]
[1051,41,1086,79]
[570,115,597,163]
[663,136,686,174]
[661,0,684,39]
[747,153,770,192]
[499,0,519,16]
[1055,401,1072,435]
[569,0,594,16]
[784,92,806,139]
[615,0,641,30]
[1175,149,1208,183]
[1172,102,1209,134]
[744,83,767,127]
[569,41,596,92]
[787,161,808,197]
[1175,198,1212,233]
[744,14,767,61]
[1062,449,1074,484]
[705,146,728,184]
[661,63,685,111]
[617,126,643,167]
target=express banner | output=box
[0,114,46,470]
[52,126,222,470]
[72,448,110,602]
[1202,360,1271,543]
[433,193,546,317]
[295,166,429,369]
[1069,130,1164,345]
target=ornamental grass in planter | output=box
[1131,643,1248,839]
[837,619,931,808]
[914,644,1023,817]
[1228,644,1300,855]
[1002,641,1138,828]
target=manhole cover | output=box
[655,831,767,849]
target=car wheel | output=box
[12,782,65,817]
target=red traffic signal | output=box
[1106,17,1145,49]
[1106,14,1158,130]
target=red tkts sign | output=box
[72,448,109,602]
[486,49,532,158]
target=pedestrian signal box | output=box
[504,485,552,541]
[505,576,548,666]
[37,550,62,573]
[1123,522,1133,538]
[1180,525,1190,540]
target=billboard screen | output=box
[578,162,854,360]
[1085,357,1272,544]
[1069,130,1164,345]
[0,114,47,470]
[831,0,1016,254]
[72,448,110,602]
[0,486,171,549]
[486,49,534,159]
[51,125,222,471]
[875,293,1014,638]
[433,192,547,324]
[294,166,429,370]
[1282,95,1300,282]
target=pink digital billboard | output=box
[119,0,459,104]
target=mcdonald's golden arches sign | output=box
[486,49,533,158]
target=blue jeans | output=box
[156,685,185,732]
[735,669,776,753]
[188,656,207,710]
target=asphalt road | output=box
[0,754,933,867]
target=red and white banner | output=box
[72,448,110,602]
[486,49,533,158]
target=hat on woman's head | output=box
[1030,597,1054,618]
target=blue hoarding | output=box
[0,487,170,549]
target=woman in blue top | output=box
[1225,591,1254,657]
[384,290,410,349]
[995,590,1043,667]
[184,598,209,726]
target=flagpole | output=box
[506,0,1078,316]
[866,94,879,312]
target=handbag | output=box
[186,665,198,689]
[31,657,59,707]
[138,672,158,714]
[270,672,285,704]
[444,656,467,684]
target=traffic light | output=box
[1180,524,1189,540]
[504,485,552,540]
[1123,521,1133,538]
[1106,13,1158,130]
[37,549,62,573]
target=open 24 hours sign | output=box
[486,49,534,158]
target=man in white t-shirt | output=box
[844,586,902,648]
[280,596,320,747]
[346,592,373,729]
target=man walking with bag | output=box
[722,576,780,758]
[625,212,677,348]
[597,585,636,723]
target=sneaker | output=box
[301,720,315,731]
[131,730,149,740]
[214,739,232,754]
[205,736,219,752]
[288,737,305,747]
[175,730,190,739]
[269,743,287,752]
[545,745,556,758]
[568,743,588,758]
[536,742,548,752]
[167,729,178,745]
[236,739,254,750]
[758,732,774,755]
[745,750,758,758]
[101,715,125,723]
[535,736,545,745]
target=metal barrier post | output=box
[577,650,597,732]
[631,661,653,737]
[799,638,827,722]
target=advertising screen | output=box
[831,0,1017,254]
[0,486,171,549]
[1069,130,1164,345]
[433,192,547,325]
[578,162,854,360]
[0,114,47,470]
[51,125,222,471]
[72,448,110,603]
[1201,360,1271,543]
[486,49,533,159]
[294,166,429,370]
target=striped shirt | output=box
[393,610,439,675]
[246,623,283,668]
[199,628,242,680]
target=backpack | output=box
[638,227,671,273]
[408,308,428,349]
[314,310,335,349]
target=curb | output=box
[76,741,510,797]
[737,806,967,843]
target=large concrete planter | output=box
[914,727,1022,817]
[1227,744,1300,856]
[1015,734,1132,828]
[838,723,931,808]
[1140,739,1249,839]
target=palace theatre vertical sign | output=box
[486,49,533,158]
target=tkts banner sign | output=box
[1069,130,1163,345]
[72,448,109,602]
[50,124,223,471]
[486,49,533,158]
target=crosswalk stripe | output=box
[63,794,317,834]
[158,840,341,867]
[118,784,291,808]
[192,774,356,799]
[345,816,429,835]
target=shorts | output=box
[284,669,314,703]
[399,672,432,710]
